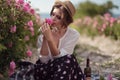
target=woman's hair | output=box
[50,4,73,27]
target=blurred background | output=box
[28,0,120,18]
[30,0,120,80]
[1,0,120,79]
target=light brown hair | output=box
[50,4,73,27]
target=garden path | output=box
[76,35,120,76]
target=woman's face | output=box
[51,8,63,27]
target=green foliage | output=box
[0,0,40,76]
[100,75,105,80]
[110,23,120,40]
[75,1,118,18]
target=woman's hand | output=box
[41,22,53,41]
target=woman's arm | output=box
[41,23,60,56]
[40,36,49,56]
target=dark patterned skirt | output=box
[34,54,85,80]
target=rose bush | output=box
[0,0,40,76]
[73,13,120,40]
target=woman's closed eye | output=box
[51,13,61,20]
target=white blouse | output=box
[37,27,80,63]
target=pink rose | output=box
[10,61,16,70]
[29,27,34,32]
[24,36,29,41]
[107,73,113,80]
[29,9,35,14]
[26,49,32,57]
[10,25,16,33]
[16,0,24,4]
[7,0,11,5]
[27,20,33,27]
[8,69,14,76]
[45,18,53,25]
[23,3,31,12]
[9,61,16,76]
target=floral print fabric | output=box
[34,54,85,80]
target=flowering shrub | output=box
[73,13,120,40]
[0,0,40,76]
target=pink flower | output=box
[92,20,98,28]
[27,20,33,27]
[24,3,30,9]
[23,3,30,12]
[107,73,113,80]
[104,13,111,17]
[102,23,107,29]
[9,61,16,76]
[16,0,24,4]
[10,61,16,70]
[7,0,11,5]
[45,18,53,25]
[104,13,111,21]
[29,27,34,32]
[24,36,29,41]
[109,17,116,24]
[29,9,35,14]
[26,49,32,57]
[10,25,16,33]
[23,5,29,12]
[8,69,14,76]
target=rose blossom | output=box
[10,61,16,70]
[24,35,29,41]
[27,20,33,27]
[26,49,32,57]
[29,8,35,14]
[45,18,53,25]
[10,25,16,33]
[8,61,16,76]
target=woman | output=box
[34,0,85,80]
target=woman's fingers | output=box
[46,23,50,29]
[41,23,50,33]
[42,23,46,32]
